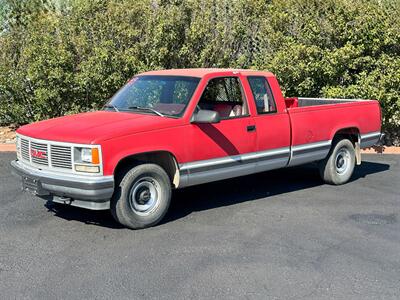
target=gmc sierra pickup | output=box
[11,69,382,229]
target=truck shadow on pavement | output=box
[45,201,124,229]
[45,160,389,229]
[163,160,390,225]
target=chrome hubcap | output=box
[129,177,159,215]
[335,148,350,175]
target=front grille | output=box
[21,139,30,161]
[30,142,49,166]
[19,137,73,170]
[50,145,72,169]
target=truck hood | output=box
[17,111,183,144]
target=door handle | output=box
[247,125,256,132]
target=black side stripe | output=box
[187,152,289,174]
[292,144,331,156]
[361,136,380,142]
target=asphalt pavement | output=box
[0,152,399,299]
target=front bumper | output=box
[11,160,114,210]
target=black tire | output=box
[318,138,356,185]
[111,163,171,229]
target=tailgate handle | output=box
[247,125,256,132]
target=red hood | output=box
[17,111,183,144]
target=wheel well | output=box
[113,151,180,188]
[333,127,360,145]
[332,127,361,165]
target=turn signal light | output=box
[75,165,100,173]
[92,148,100,164]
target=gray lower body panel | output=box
[179,147,290,187]
[178,141,333,187]
[288,140,332,167]
[360,132,381,148]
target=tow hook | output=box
[55,196,73,205]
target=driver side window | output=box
[198,77,248,119]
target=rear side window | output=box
[198,77,248,119]
[247,76,277,114]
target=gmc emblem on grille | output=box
[31,149,47,159]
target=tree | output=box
[0,0,398,144]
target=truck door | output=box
[182,75,257,186]
[245,76,291,172]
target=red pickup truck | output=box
[11,69,382,229]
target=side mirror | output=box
[191,109,220,124]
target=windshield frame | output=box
[105,75,201,118]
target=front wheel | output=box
[318,138,356,185]
[111,164,171,229]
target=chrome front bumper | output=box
[11,160,114,210]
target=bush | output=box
[0,0,399,143]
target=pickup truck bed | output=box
[283,97,381,167]
[286,97,369,107]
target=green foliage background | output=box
[0,0,399,142]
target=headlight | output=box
[81,148,93,163]
[74,147,100,164]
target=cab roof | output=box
[138,68,274,78]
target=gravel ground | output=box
[0,126,16,144]
[0,152,399,299]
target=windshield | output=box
[106,75,200,117]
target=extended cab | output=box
[11,69,382,229]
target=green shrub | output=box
[0,0,399,143]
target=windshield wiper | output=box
[128,106,164,117]
[104,104,120,112]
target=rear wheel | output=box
[111,163,171,229]
[318,138,356,185]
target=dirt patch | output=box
[0,126,16,144]
[0,144,16,151]
[361,145,400,154]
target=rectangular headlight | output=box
[74,147,100,164]
[81,148,92,163]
